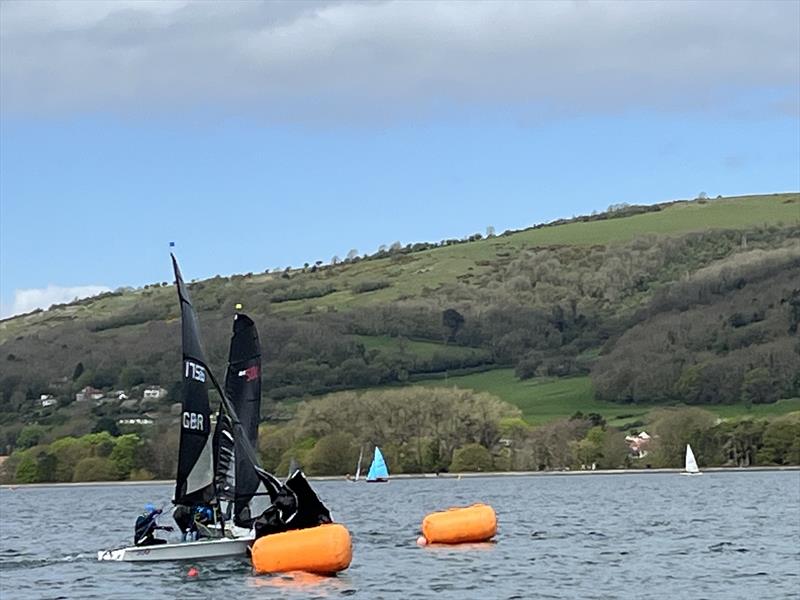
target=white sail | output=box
[354,447,364,482]
[685,444,700,474]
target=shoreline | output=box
[2,465,799,489]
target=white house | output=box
[75,386,105,402]
[625,431,653,459]
[117,417,154,425]
[143,386,168,400]
[40,394,58,408]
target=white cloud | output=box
[0,0,797,122]
[2,285,112,319]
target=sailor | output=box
[134,503,173,546]
[173,503,216,541]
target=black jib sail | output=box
[218,311,268,526]
[171,254,216,507]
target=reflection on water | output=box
[1,471,799,599]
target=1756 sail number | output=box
[184,360,206,383]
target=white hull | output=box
[680,471,703,476]
[98,533,253,562]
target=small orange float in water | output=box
[251,524,352,575]
[421,503,497,545]
[187,567,199,577]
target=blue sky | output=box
[1,1,798,317]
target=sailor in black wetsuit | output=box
[134,503,173,546]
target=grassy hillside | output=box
[0,192,798,449]
[421,369,800,426]
[2,193,797,339]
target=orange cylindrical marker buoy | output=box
[421,503,497,544]
[251,524,352,575]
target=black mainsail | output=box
[172,254,216,507]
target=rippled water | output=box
[1,471,799,599]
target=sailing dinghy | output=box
[365,447,389,483]
[99,257,281,562]
[681,444,702,476]
[353,447,364,482]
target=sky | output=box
[1,0,798,318]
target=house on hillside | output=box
[76,386,104,402]
[625,431,652,459]
[117,417,154,425]
[143,386,168,401]
[40,394,58,408]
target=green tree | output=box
[442,308,465,342]
[717,418,767,467]
[574,426,605,468]
[74,369,96,390]
[14,452,40,483]
[741,368,780,406]
[117,366,145,390]
[73,457,115,482]
[600,428,630,469]
[450,443,493,472]
[71,361,85,382]
[12,449,56,483]
[49,437,92,482]
[92,417,120,437]
[109,434,142,479]
[258,426,296,474]
[757,414,800,465]
[305,433,357,476]
[16,424,45,449]
[648,407,717,467]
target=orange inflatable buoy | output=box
[421,503,497,544]
[251,524,352,575]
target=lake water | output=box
[1,471,798,599]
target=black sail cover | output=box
[171,254,216,506]
[220,312,266,526]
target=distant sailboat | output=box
[365,447,389,483]
[682,444,702,476]
[354,447,364,482]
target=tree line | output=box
[2,389,798,484]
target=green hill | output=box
[0,192,798,446]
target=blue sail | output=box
[366,447,389,481]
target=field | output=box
[420,369,800,426]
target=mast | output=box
[171,255,298,529]
[171,254,215,507]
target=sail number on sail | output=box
[182,412,206,431]
[184,360,207,383]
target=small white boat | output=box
[681,443,702,476]
[97,533,253,562]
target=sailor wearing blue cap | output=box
[134,503,174,546]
